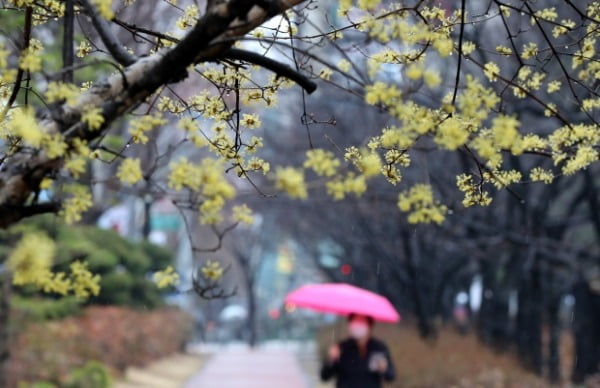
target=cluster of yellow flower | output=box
[530,167,554,184]
[326,173,367,200]
[7,233,100,298]
[61,185,94,224]
[168,157,236,224]
[397,184,447,225]
[456,174,493,208]
[275,166,308,199]
[232,204,254,224]
[7,0,34,8]
[129,113,167,144]
[201,260,224,282]
[153,265,180,289]
[483,170,522,190]
[176,4,199,30]
[93,0,114,20]
[19,39,43,73]
[117,158,143,185]
[304,149,340,177]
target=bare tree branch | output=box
[220,48,316,93]
[79,0,137,66]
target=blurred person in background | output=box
[320,314,395,388]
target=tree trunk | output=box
[516,262,543,374]
[547,295,561,383]
[0,272,11,388]
[246,277,257,348]
[572,279,600,383]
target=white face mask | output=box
[348,322,370,339]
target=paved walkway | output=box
[183,346,315,388]
[115,353,205,388]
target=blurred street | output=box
[184,341,328,388]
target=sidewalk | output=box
[115,353,205,388]
[183,345,311,388]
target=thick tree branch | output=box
[220,48,316,93]
[0,202,62,229]
[79,0,136,66]
[111,21,317,93]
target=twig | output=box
[221,48,317,93]
[1,6,32,119]
[79,0,136,66]
[451,0,466,107]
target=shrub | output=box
[8,306,193,387]
[64,361,112,388]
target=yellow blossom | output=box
[462,41,476,55]
[62,185,93,224]
[76,40,93,57]
[117,158,143,185]
[240,113,261,129]
[397,184,447,225]
[491,115,520,149]
[7,107,44,148]
[338,59,351,72]
[201,260,224,281]
[82,107,105,131]
[522,42,538,60]
[176,5,199,30]
[424,69,441,88]
[232,204,254,224]
[275,167,308,199]
[319,68,333,80]
[304,149,340,177]
[93,0,114,20]
[496,46,512,56]
[40,178,53,190]
[483,62,500,82]
[435,117,469,150]
[530,167,554,184]
[45,82,79,105]
[7,233,55,287]
[70,261,101,298]
[129,113,167,144]
[153,266,180,288]
[43,134,68,158]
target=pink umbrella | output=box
[285,283,400,323]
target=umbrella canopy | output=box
[285,283,400,323]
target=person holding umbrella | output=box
[285,283,399,388]
[320,313,395,387]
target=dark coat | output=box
[320,337,395,388]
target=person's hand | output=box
[376,357,388,373]
[327,345,340,363]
